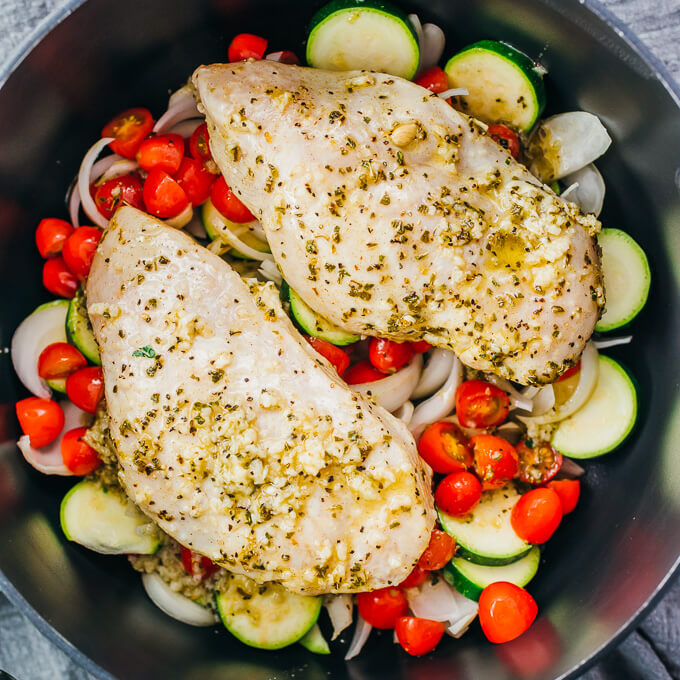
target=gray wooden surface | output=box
[0,0,679,678]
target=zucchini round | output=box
[66,288,101,365]
[299,623,331,654]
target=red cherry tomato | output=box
[136,133,185,174]
[418,528,456,570]
[545,479,580,514]
[267,50,300,65]
[61,226,102,281]
[487,123,520,159]
[413,66,449,94]
[368,338,415,374]
[399,565,428,589]
[228,33,268,62]
[93,175,144,219]
[435,471,482,517]
[456,380,509,428]
[410,340,431,353]
[211,177,254,223]
[479,582,538,643]
[418,421,473,474]
[101,108,154,159]
[174,157,216,206]
[556,361,581,382]
[65,366,104,414]
[511,488,563,544]
[304,336,350,376]
[356,587,409,629]
[15,397,64,448]
[517,440,562,485]
[343,360,386,385]
[471,434,519,490]
[35,218,74,258]
[143,168,189,218]
[395,617,445,656]
[180,547,220,580]
[38,342,87,380]
[61,426,101,475]
[43,257,78,298]
[189,123,212,163]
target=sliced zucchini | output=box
[66,288,101,365]
[551,355,637,458]
[285,284,360,346]
[46,378,66,393]
[299,623,331,654]
[215,576,321,650]
[438,484,531,566]
[60,479,160,555]
[444,546,540,601]
[306,0,420,80]
[444,40,546,132]
[595,229,650,332]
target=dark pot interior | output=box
[0,1,679,679]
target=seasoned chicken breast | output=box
[193,62,604,385]
[86,207,435,595]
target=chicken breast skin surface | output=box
[86,206,434,595]
[193,62,604,385]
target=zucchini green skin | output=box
[445,40,546,131]
[299,623,331,654]
[66,288,101,365]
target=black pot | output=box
[0,1,679,678]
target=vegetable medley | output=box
[12,0,651,662]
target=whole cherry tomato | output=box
[211,177,254,223]
[418,421,473,474]
[228,33,268,62]
[61,426,101,475]
[399,565,428,589]
[304,335,350,376]
[136,133,185,174]
[410,340,431,353]
[180,547,220,581]
[413,66,449,94]
[487,123,520,159]
[545,479,580,515]
[61,226,102,280]
[517,440,562,485]
[344,360,386,385]
[65,366,104,414]
[43,257,78,298]
[102,108,154,159]
[356,587,409,629]
[143,168,189,218]
[189,123,212,163]
[418,528,456,570]
[174,157,216,206]
[456,380,509,428]
[368,338,414,374]
[471,434,519,490]
[16,397,64,448]
[38,342,87,380]
[511,488,563,544]
[479,582,538,643]
[395,617,445,656]
[94,175,144,219]
[35,218,73,258]
[435,471,482,517]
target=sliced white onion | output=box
[142,573,217,626]
[154,85,200,133]
[411,349,455,400]
[409,356,463,439]
[495,420,524,445]
[446,596,479,638]
[561,164,606,216]
[443,413,488,439]
[519,341,599,425]
[324,594,354,640]
[78,137,115,229]
[408,14,425,71]
[212,216,274,262]
[393,400,414,425]
[165,204,193,229]
[529,112,612,182]
[98,159,139,185]
[420,23,446,72]
[351,354,423,413]
[558,457,586,478]
[438,88,469,99]
[344,615,372,660]
[529,384,555,416]
[167,119,203,138]
[69,153,125,227]
[184,213,207,240]
[485,374,534,412]
[257,259,283,286]
[594,335,633,349]
[18,401,90,476]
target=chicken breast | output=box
[193,62,604,385]
[86,206,434,595]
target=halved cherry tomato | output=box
[368,338,415,374]
[456,380,509,428]
[136,133,185,174]
[395,616,445,656]
[94,175,144,219]
[211,177,254,223]
[343,360,386,385]
[102,108,154,159]
[487,123,520,159]
[35,218,73,258]
[228,33,268,62]
[399,565,428,589]
[418,528,456,570]
[470,434,519,490]
[304,336,350,376]
[143,168,189,218]
[180,547,220,581]
[43,257,78,298]
[545,479,580,514]
[61,426,101,475]
[16,397,64,448]
[410,340,431,353]
[517,440,562,485]
[414,66,449,94]
[479,582,538,643]
[189,123,212,163]
[61,226,102,281]
[38,342,87,380]
[435,471,482,517]
[418,421,473,474]
[356,587,408,629]
[65,366,104,414]
[174,157,216,206]
[557,361,581,382]
[511,488,563,544]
